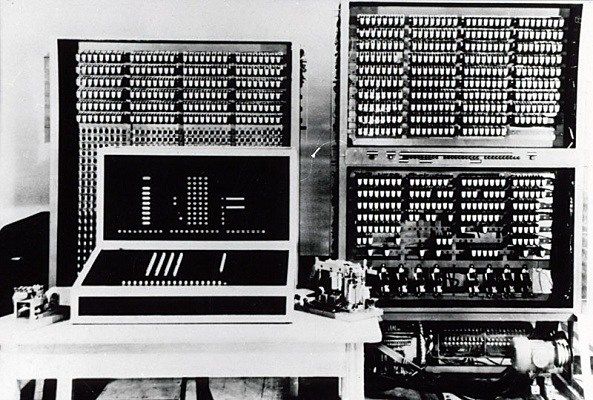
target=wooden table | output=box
[0,311,381,400]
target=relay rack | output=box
[338,2,583,315]
[348,168,574,308]
[346,3,581,148]
[53,40,298,285]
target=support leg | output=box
[341,343,365,400]
[55,378,72,400]
[33,379,45,400]
[195,378,214,400]
[577,317,593,400]
[288,377,299,399]
[180,378,188,400]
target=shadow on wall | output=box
[14,148,51,206]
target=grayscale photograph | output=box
[0,1,591,399]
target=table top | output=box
[0,310,381,347]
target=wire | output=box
[375,345,521,399]
[485,356,508,366]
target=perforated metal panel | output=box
[57,40,294,278]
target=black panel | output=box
[103,154,290,240]
[57,40,81,285]
[348,167,574,308]
[78,296,287,316]
[0,212,49,316]
[82,250,289,286]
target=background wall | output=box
[0,0,339,255]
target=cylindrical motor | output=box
[512,336,571,374]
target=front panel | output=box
[338,1,583,316]
[346,167,574,309]
[346,3,581,148]
[55,40,295,284]
[72,147,298,323]
[102,154,290,241]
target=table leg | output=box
[55,378,72,400]
[288,377,299,399]
[341,343,365,400]
[195,377,214,400]
[180,378,188,400]
[34,379,45,400]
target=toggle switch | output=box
[394,264,408,297]
[430,265,444,297]
[467,265,480,297]
[484,265,499,297]
[413,265,426,297]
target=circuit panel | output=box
[347,4,581,147]
[57,40,293,281]
[347,168,574,306]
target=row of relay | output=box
[356,29,565,43]
[76,64,286,77]
[356,52,563,66]
[77,89,284,101]
[77,76,286,88]
[357,53,562,66]
[75,51,285,64]
[358,66,562,78]
[357,65,562,77]
[355,40,564,54]
[352,174,554,188]
[356,14,565,28]
[357,28,565,41]
[367,264,540,298]
[77,102,283,113]
[358,90,559,102]
[75,114,284,125]
[356,77,561,89]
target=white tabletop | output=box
[0,310,381,347]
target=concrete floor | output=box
[95,378,294,400]
[20,378,341,400]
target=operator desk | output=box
[0,309,381,400]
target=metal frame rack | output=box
[342,2,581,149]
[50,40,300,288]
[337,1,584,321]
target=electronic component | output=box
[345,4,581,147]
[345,168,574,308]
[12,285,66,324]
[12,285,51,319]
[295,258,381,320]
[370,320,571,376]
[71,146,298,323]
[427,322,531,365]
[338,3,584,397]
[367,320,577,399]
[54,40,296,284]
[370,321,534,379]
[512,336,572,375]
